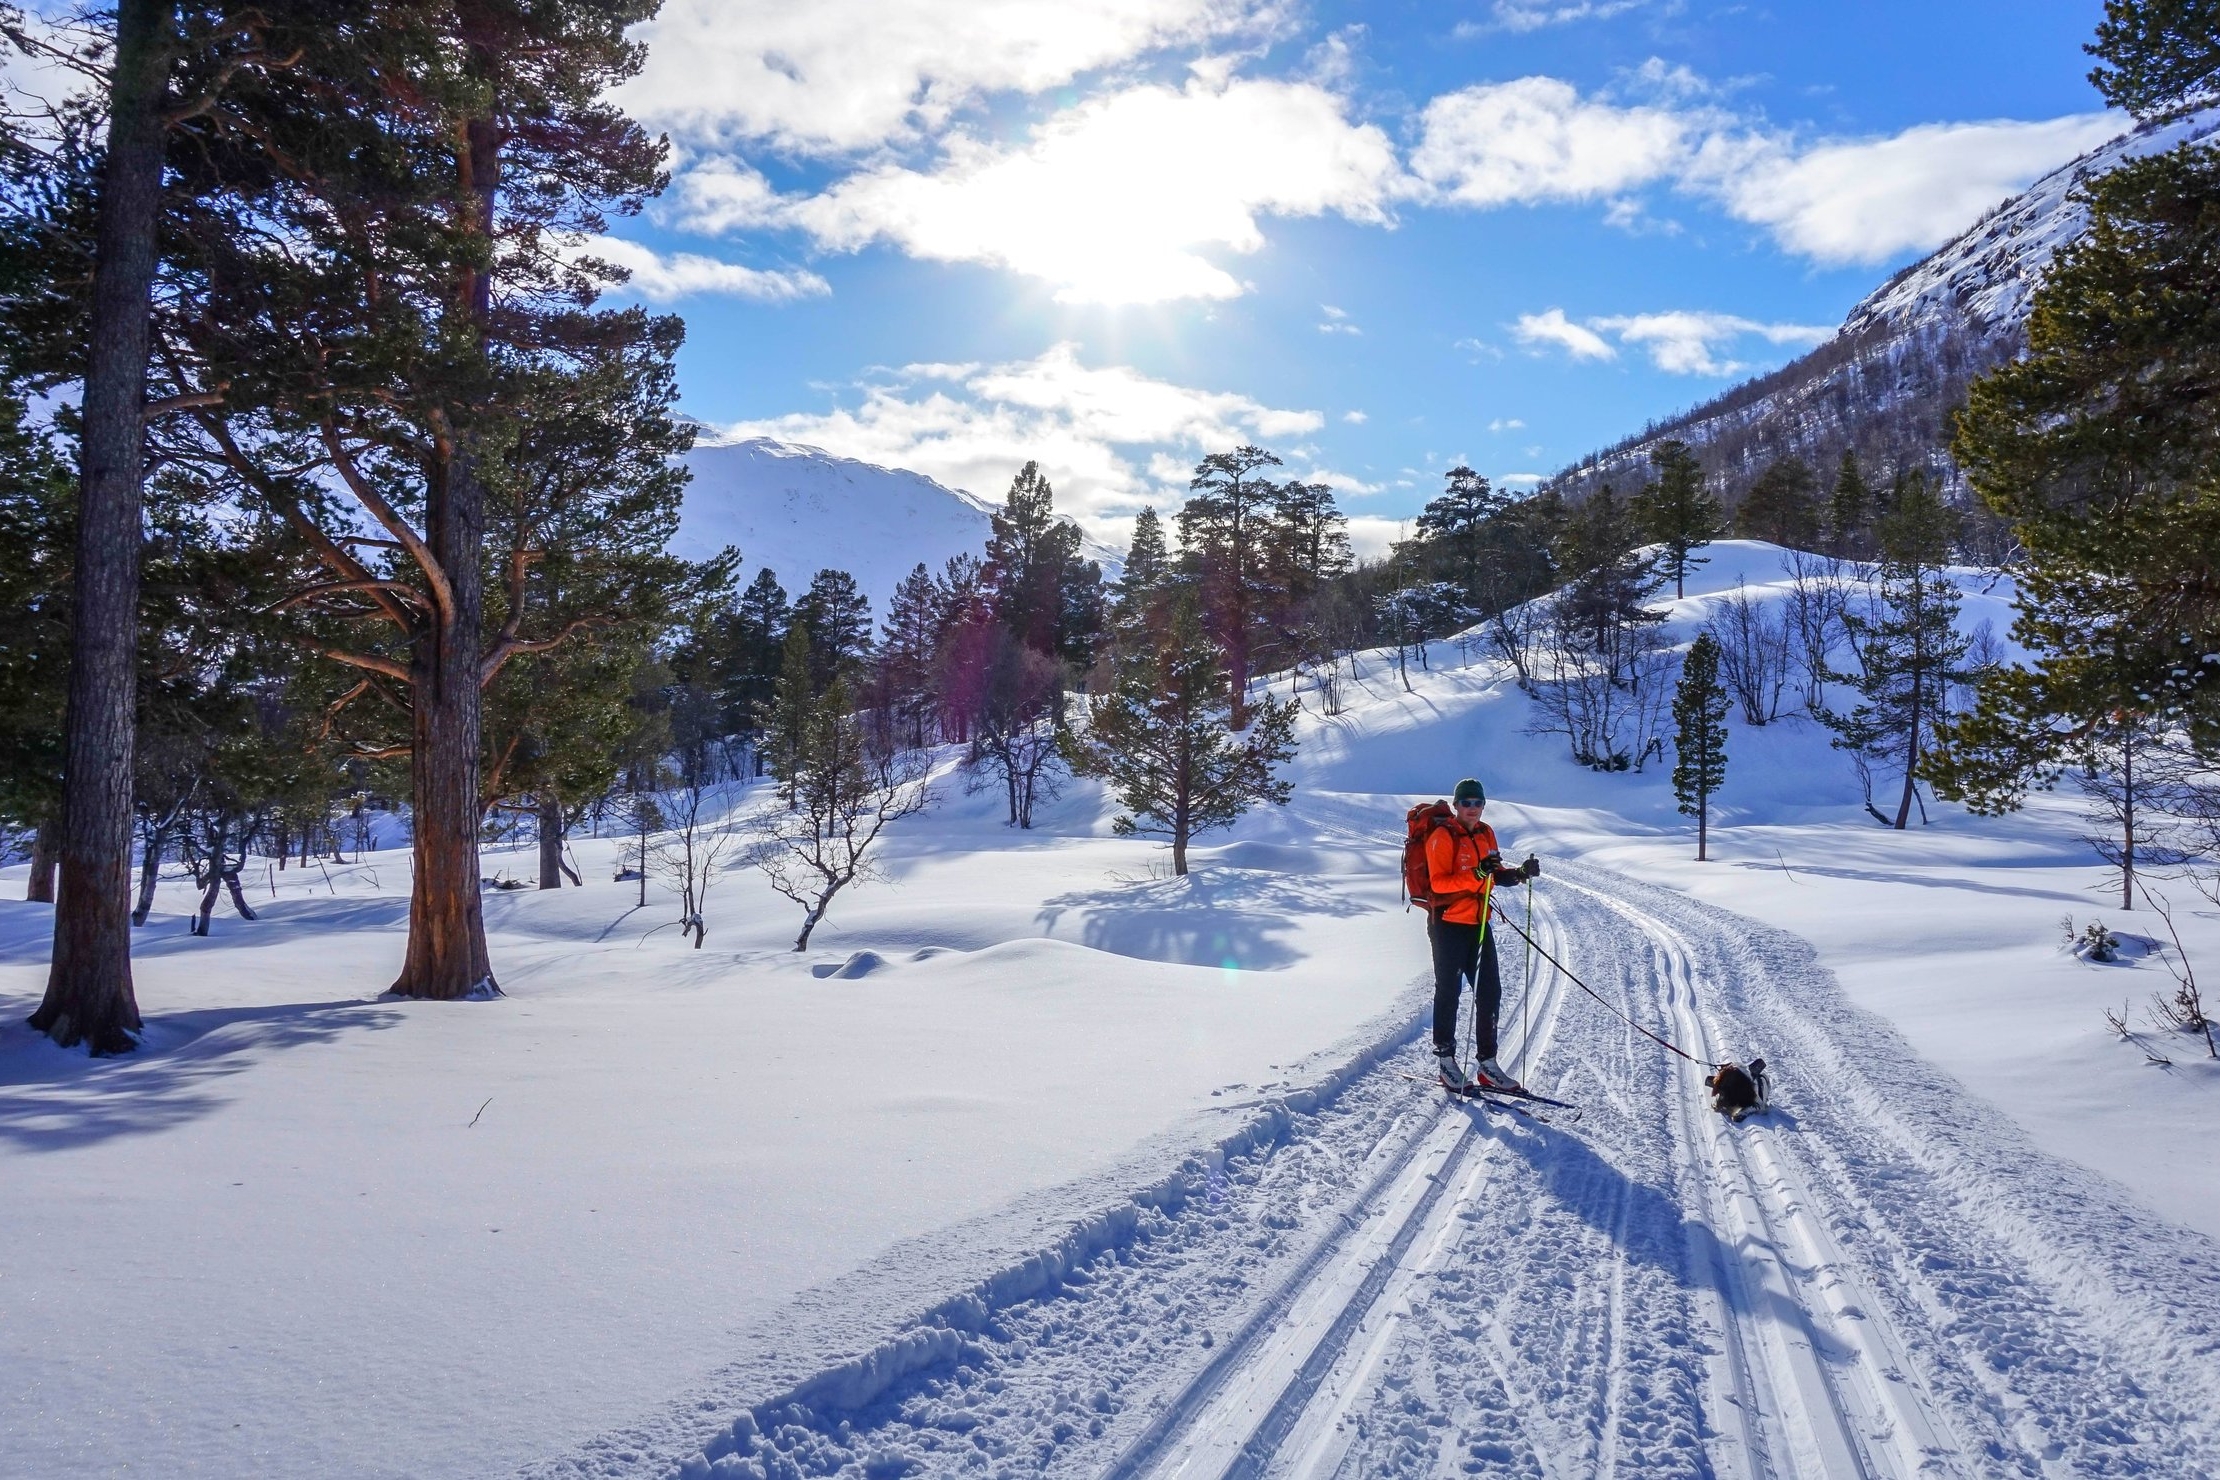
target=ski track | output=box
[541,863,2220,1480]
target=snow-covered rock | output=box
[676,437,1120,611]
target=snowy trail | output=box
[552,862,2220,1480]
[1106,901,1577,1480]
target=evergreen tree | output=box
[1828,449,1874,557]
[981,460,1102,672]
[1633,439,1723,599]
[794,569,873,687]
[1415,466,1503,608]
[1554,484,1663,671]
[1178,444,1285,725]
[760,623,816,806]
[1735,457,1821,551]
[155,0,678,1001]
[2088,0,2220,117]
[1822,474,1973,828]
[1066,596,1296,875]
[1111,505,1172,639]
[1672,632,1730,860]
[877,562,941,748]
[722,568,791,750]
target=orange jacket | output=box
[1426,818,1504,926]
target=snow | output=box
[1844,107,2220,338]
[676,438,1120,610]
[5,538,2219,1477]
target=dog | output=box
[1704,1057,1768,1122]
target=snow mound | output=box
[813,950,890,979]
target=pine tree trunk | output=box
[1697,786,1708,861]
[29,0,170,1053]
[2122,729,2135,911]
[223,869,257,920]
[1893,670,1921,831]
[132,825,163,925]
[26,820,59,903]
[391,480,495,997]
[537,792,565,889]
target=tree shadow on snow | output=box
[1729,858,2091,907]
[1033,868,1374,971]
[0,996,402,1152]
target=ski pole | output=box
[1487,895,1707,1066]
[1520,875,1533,1075]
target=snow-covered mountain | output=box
[1552,107,2220,504]
[676,437,1120,611]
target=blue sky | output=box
[596,0,2121,552]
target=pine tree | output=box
[877,562,941,748]
[2088,0,2220,117]
[1415,466,1503,608]
[761,624,816,806]
[1066,596,1296,875]
[1633,439,1723,599]
[1734,457,1820,551]
[981,460,1101,671]
[1179,445,1285,725]
[1822,474,1974,828]
[152,0,678,1001]
[1111,505,1172,640]
[1827,449,1874,557]
[1672,632,1730,860]
[722,568,791,752]
[794,569,873,687]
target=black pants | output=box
[1429,915,1501,1060]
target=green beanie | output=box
[1452,778,1484,806]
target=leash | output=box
[1487,895,1708,1066]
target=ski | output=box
[1394,1071,1577,1121]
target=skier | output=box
[1425,778,1538,1092]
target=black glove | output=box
[1521,855,1541,881]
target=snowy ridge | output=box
[676,438,1120,610]
[1552,106,2220,502]
[1844,107,2220,338]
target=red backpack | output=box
[1402,801,1455,913]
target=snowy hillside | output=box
[1845,107,2220,337]
[1553,107,2220,504]
[677,438,1119,610]
[5,542,2218,1478]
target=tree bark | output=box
[537,792,565,888]
[132,824,164,925]
[29,0,171,1054]
[26,821,60,903]
[222,870,257,921]
[390,456,496,998]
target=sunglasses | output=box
[1456,799,1483,809]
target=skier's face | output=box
[1456,799,1483,821]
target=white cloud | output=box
[1513,309,1617,361]
[620,0,1275,154]
[1690,113,2126,265]
[733,76,1399,304]
[1487,0,1649,34]
[1498,472,1546,487]
[1410,76,1699,208]
[1410,71,2122,268]
[580,237,830,303]
[718,342,1325,530]
[1488,417,1526,432]
[1343,409,1369,424]
[1518,307,1829,375]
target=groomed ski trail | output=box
[1102,897,1580,1480]
[540,863,2220,1480]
